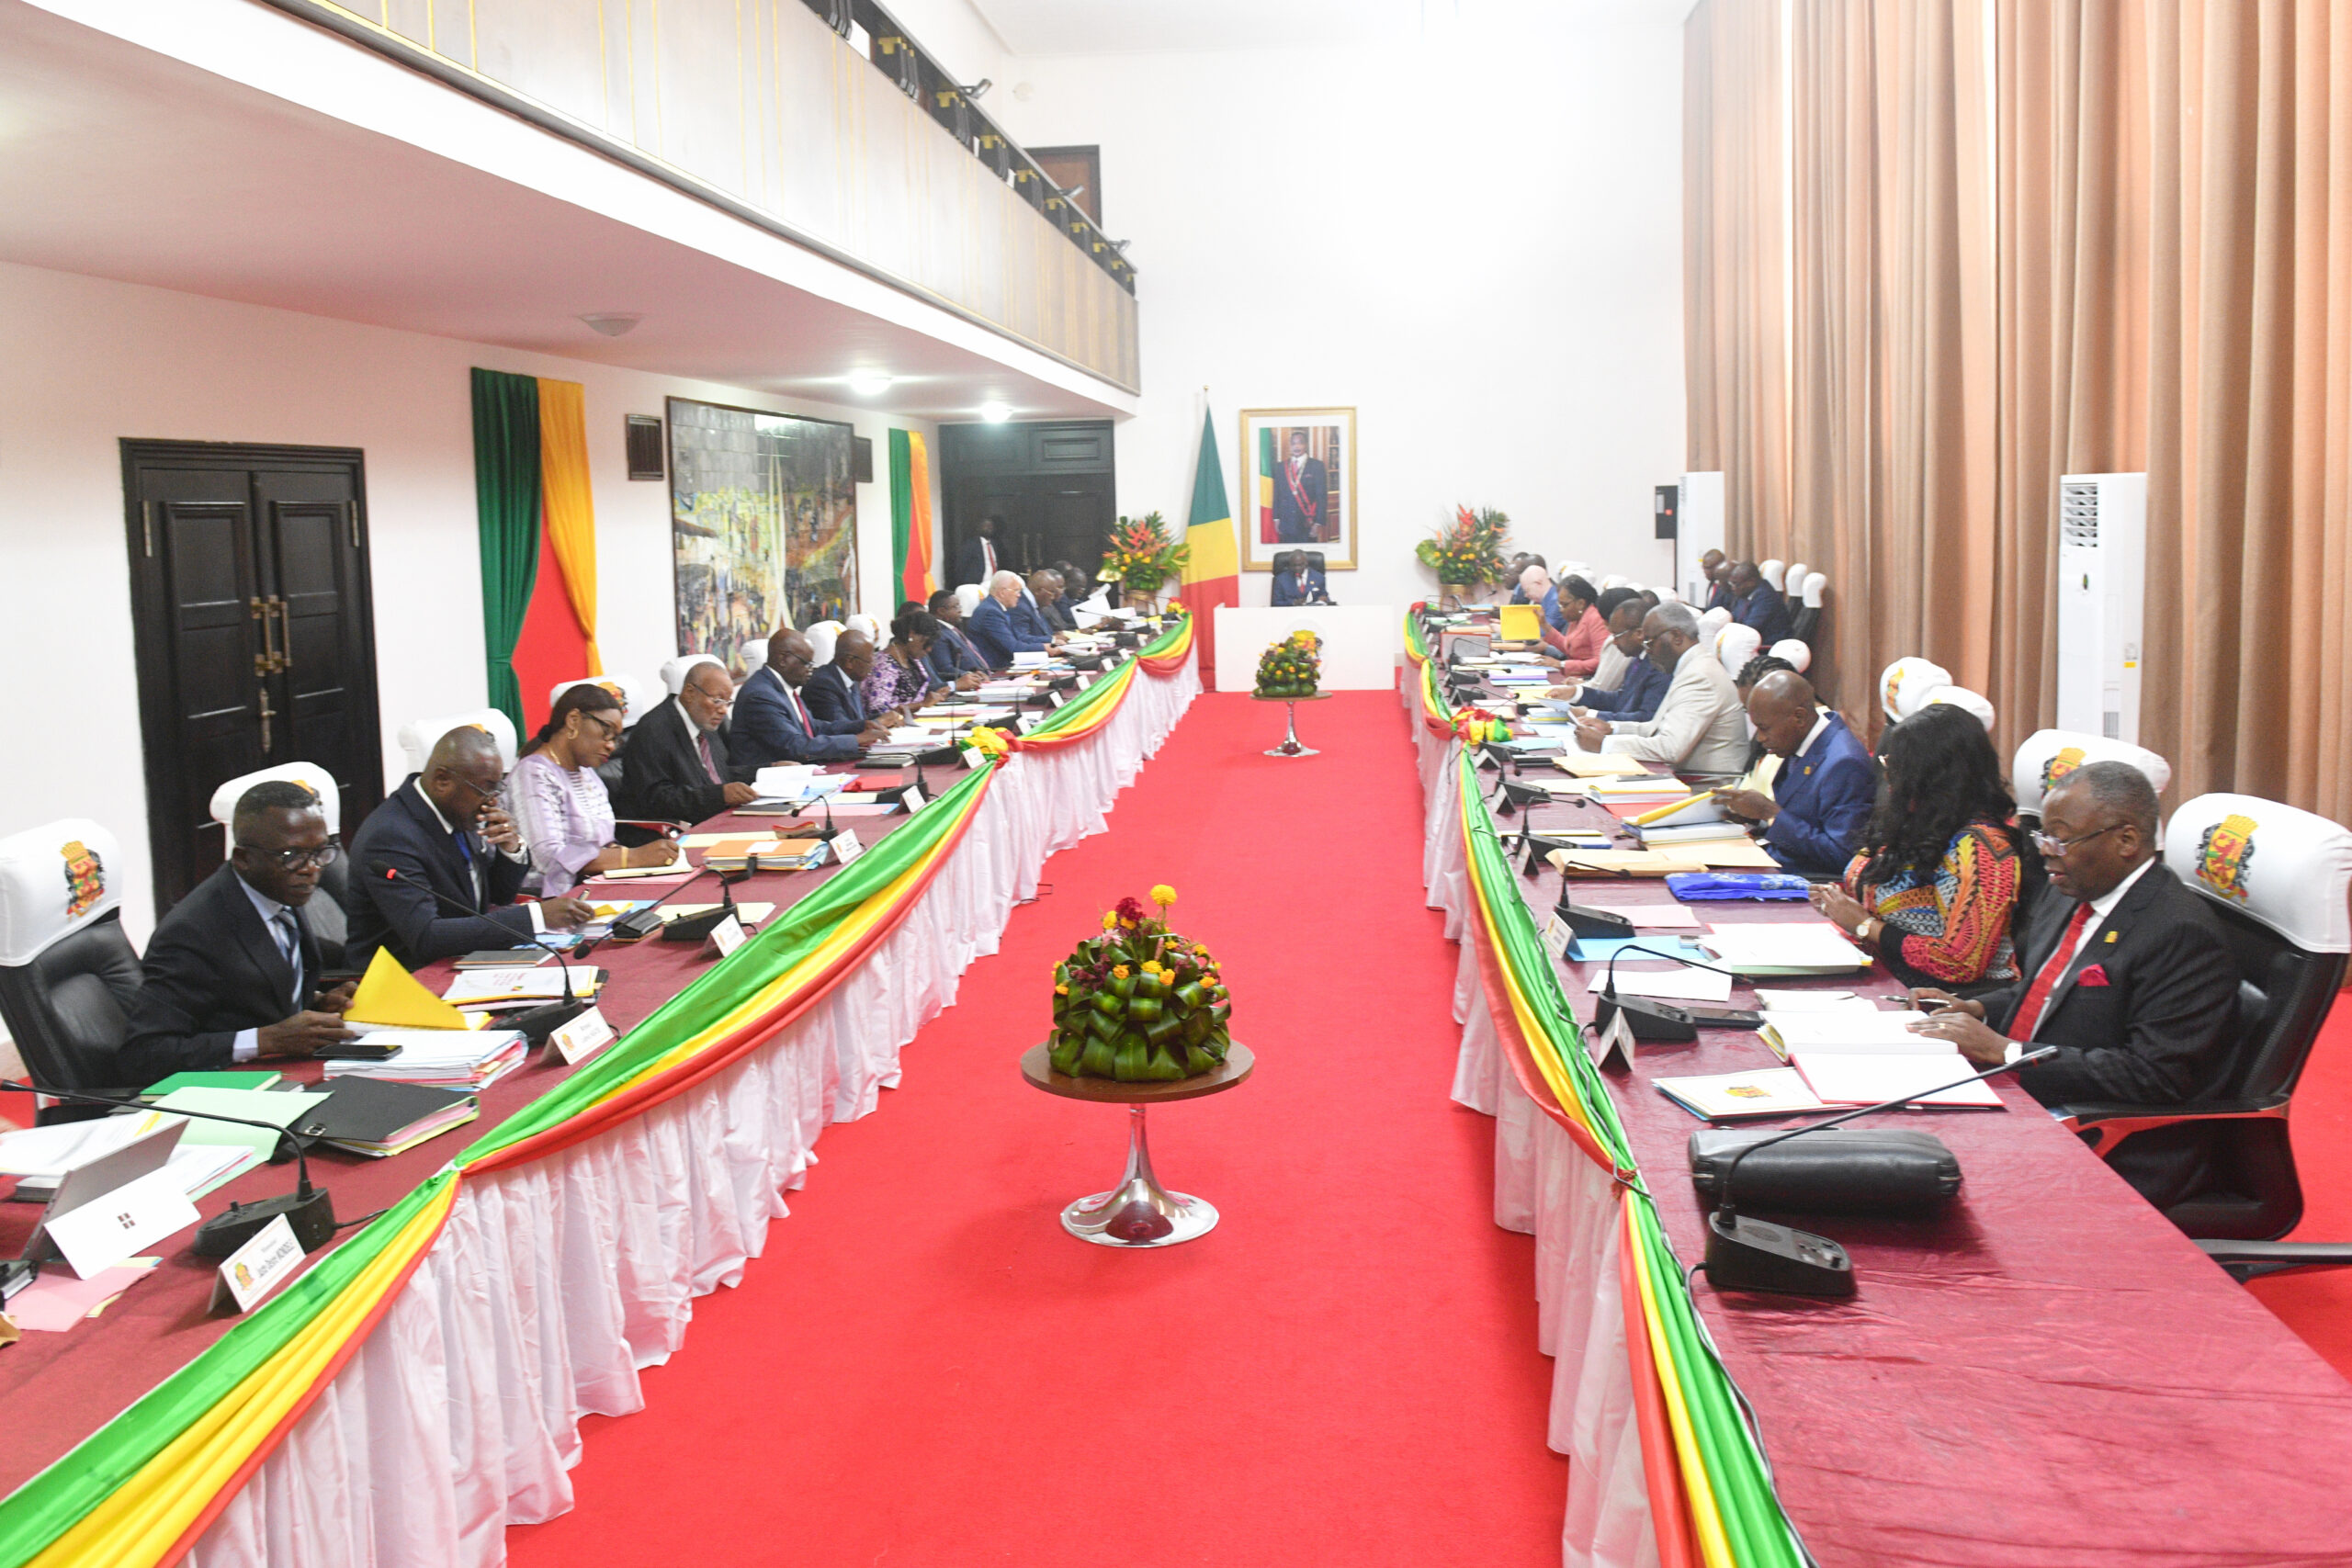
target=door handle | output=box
[256,685,276,754]
[270,596,291,674]
[252,596,274,676]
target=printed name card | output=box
[209,1214,303,1314]
[707,915,748,958]
[549,1005,616,1066]
[1541,912,1575,961]
[45,1168,200,1280]
[831,829,865,866]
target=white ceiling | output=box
[0,1,1129,423]
[967,0,1690,58]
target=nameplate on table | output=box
[1588,1006,1636,1071]
[549,1004,616,1066]
[707,915,748,958]
[44,1167,199,1280]
[899,784,925,814]
[1048,690,1068,709]
[1541,912,1575,961]
[209,1214,303,1314]
[831,829,865,866]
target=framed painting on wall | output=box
[1238,407,1356,572]
[666,397,858,675]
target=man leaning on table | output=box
[1716,671,1873,875]
[1570,601,1747,781]
[732,626,886,767]
[1908,761,2238,1207]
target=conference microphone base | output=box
[1592,995,1700,1043]
[1702,1211,1855,1298]
[511,998,588,1044]
[194,1187,338,1258]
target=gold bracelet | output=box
[620,847,630,868]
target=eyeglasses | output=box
[235,840,342,870]
[2031,821,2125,858]
[684,683,734,711]
[445,771,503,801]
[579,711,622,740]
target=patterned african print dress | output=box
[1844,818,2024,991]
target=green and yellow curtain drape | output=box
[470,369,603,731]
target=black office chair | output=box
[0,818,145,1114]
[2053,792,2352,1280]
[1304,550,1326,573]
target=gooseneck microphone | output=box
[1594,942,1743,1043]
[0,1080,337,1257]
[370,863,594,1043]
[1699,1046,2057,1297]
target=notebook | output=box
[137,1070,282,1100]
[1701,924,1873,976]
[1788,1049,2004,1108]
[1655,1068,1829,1121]
[293,1079,481,1157]
[1758,1010,1935,1059]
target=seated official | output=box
[1810,704,2022,993]
[923,589,989,687]
[1031,570,1081,633]
[1717,671,1872,875]
[1577,588,1642,693]
[1271,550,1334,606]
[1544,574,1608,678]
[1570,602,1747,781]
[619,656,760,823]
[1700,549,1733,611]
[1908,762,2237,1207]
[346,727,596,968]
[733,627,885,767]
[1552,596,1665,721]
[506,683,679,896]
[808,628,909,730]
[868,609,945,715]
[1728,652,1802,778]
[967,570,1054,668]
[119,782,358,1080]
[1727,561,1794,645]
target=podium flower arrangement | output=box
[1101,512,1190,602]
[1416,504,1510,597]
[1048,886,1234,1080]
[1252,630,1321,697]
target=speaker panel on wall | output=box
[1655,483,1679,540]
[625,414,665,480]
[853,436,875,484]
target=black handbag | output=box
[1688,1127,1962,1214]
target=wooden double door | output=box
[122,442,384,912]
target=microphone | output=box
[789,783,840,841]
[0,1080,338,1257]
[370,863,593,1044]
[1697,1046,2058,1297]
[1594,942,1742,1043]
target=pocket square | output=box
[2077,964,2110,987]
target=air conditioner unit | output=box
[2055,472,2146,744]
[1677,471,1724,604]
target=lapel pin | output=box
[2105,931,2118,943]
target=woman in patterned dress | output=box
[1810,703,2027,996]
[864,606,944,716]
[505,684,679,896]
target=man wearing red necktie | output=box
[1907,761,2238,1208]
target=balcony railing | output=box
[266,0,1140,392]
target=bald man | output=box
[345,726,595,967]
[732,626,886,767]
[1717,671,1874,875]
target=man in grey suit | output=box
[1572,601,1747,781]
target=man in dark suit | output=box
[119,782,358,1081]
[1910,761,2238,1206]
[1727,561,1794,645]
[1718,671,1874,875]
[923,590,988,687]
[805,629,908,729]
[952,515,1002,590]
[618,657,760,824]
[1270,551,1334,606]
[732,626,882,768]
[1700,549,1734,611]
[345,728,595,968]
[1031,570,1080,632]
[967,570,1054,668]
[1272,430,1328,543]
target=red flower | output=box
[1115,896,1148,925]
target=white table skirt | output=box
[1400,669,1657,1568]
[182,651,1200,1568]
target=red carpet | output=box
[2248,995,2352,1378]
[506,691,1566,1567]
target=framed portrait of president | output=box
[1238,408,1356,571]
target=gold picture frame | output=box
[1238,407,1357,571]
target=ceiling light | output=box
[579,312,643,337]
[979,401,1012,423]
[847,373,895,397]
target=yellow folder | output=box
[1497,604,1544,643]
[345,946,471,1031]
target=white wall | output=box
[987,4,1688,610]
[0,261,924,939]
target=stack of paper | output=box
[1654,1067,1829,1121]
[330,1030,528,1089]
[297,1080,481,1157]
[1546,848,1707,879]
[1551,752,1655,778]
[441,965,605,1011]
[1788,1049,2003,1108]
[0,1117,164,1183]
[152,1086,334,1162]
[1700,923,1872,976]
[1758,1009,1935,1059]
[1751,988,1878,1013]
[164,1142,261,1198]
[1587,776,1697,805]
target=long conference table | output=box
[1406,610,2352,1567]
[0,623,1199,1568]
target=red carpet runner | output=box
[507,691,1566,1566]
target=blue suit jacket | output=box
[1540,584,1566,631]
[1581,655,1669,723]
[1734,583,1794,646]
[729,666,862,767]
[926,621,987,682]
[967,596,1045,667]
[803,662,870,728]
[345,778,534,968]
[1761,713,1876,875]
[1271,570,1330,606]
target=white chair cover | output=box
[1784,563,1808,595]
[2165,793,2352,953]
[1760,558,1786,591]
[1769,637,1812,672]
[0,818,123,966]
[1801,571,1827,608]
[548,673,659,729]
[660,654,725,695]
[208,763,343,862]
[738,639,769,680]
[1879,658,1953,722]
[1653,585,1683,604]
[396,709,519,775]
[2011,728,2173,817]
[1598,574,1629,592]
[805,622,844,670]
[1699,606,1733,635]
[1714,623,1763,673]
[956,584,984,617]
[1920,684,1996,732]
[844,614,883,645]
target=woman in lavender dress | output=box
[862,606,944,717]
[505,684,680,896]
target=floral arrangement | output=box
[1415,504,1511,588]
[1048,886,1233,1081]
[1100,512,1190,596]
[1253,630,1321,698]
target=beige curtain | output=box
[1684,0,1792,560]
[2142,0,2352,819]
[1784,0,1995,723]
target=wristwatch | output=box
[1851,916,1877,944]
